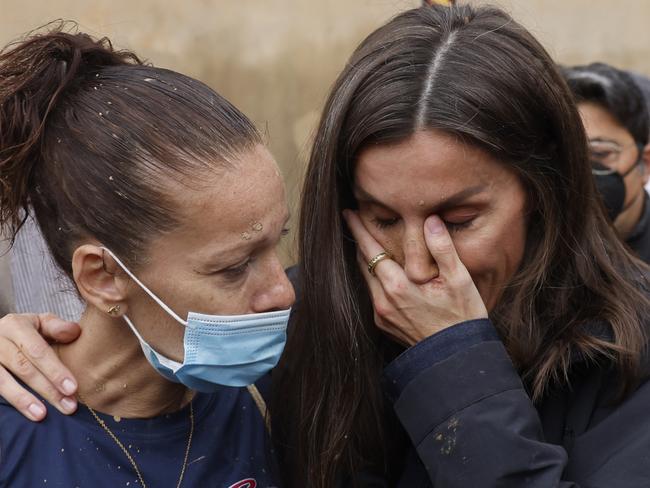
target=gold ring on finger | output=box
[367,251,393,276]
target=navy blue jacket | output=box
[288,265,650,486]
[374,318,650,487]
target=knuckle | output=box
[24,340,48,360]
[373,312,383,326]
[384,277,407,298]
[452,270,473,289]
[49,372,67,390]
[0,368,29,406]
[13,350,36,378]
[432,240,454,255]
[0,313,17,330]
[374,299,391,318]
[40,382,62,403]
[17,393,37,410]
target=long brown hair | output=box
[273,4,650,486]
[0,22,261,273]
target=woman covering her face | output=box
[0,26,294,486]
[1,5,650,488]
[270,4,650,487]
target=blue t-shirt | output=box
[0,385,279,487]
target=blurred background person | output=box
[4,216,84,321]
[564,63,650,263]
[628,71,650,193]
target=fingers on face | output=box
[344,210,384,260]
[345,210,403,281]
[423,215,464,276]
[346,212,468,283]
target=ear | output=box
[641,143,650,184]
[72,244,130,317]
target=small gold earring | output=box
[107,305,121,316]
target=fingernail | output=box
[62,378,76,395]
[60,397,77,412]
[28,403,45,419]
[427,216,444,234]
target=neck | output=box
[57,308,192,418]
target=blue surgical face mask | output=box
[103,248,291,391]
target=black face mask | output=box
[592,160,640,221]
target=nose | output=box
[402,225,439,284]
[251,253,296,312]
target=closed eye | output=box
[371,217,400,229]
[445,219,474,232]
[222,257,253,278]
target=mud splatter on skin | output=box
[241,231,252,241]
[251,221,263,232]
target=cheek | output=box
[625,172,645,199]
[454,216,526,309]
[367,228,406,264]
[357,215,404,258]
[158,272,250,317]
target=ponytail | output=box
[0,21,141,239]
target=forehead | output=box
[173,145,287,240]
[578,102,633,142]
[355,130,511,198]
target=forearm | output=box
[385,319,576,487]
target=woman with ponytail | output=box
[0,23,293,487]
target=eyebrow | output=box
[354,184,488,213]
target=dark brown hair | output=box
[562,62,649,146]
[0,22,261,273]
[273,5,650,486]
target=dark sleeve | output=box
[383,319,650,487]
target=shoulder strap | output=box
[246,384,271,434]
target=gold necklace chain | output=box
[83,400,195,488]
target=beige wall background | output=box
[1,0,649,263]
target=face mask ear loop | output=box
[101,247,188,326]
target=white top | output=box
[8,214,83,321]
